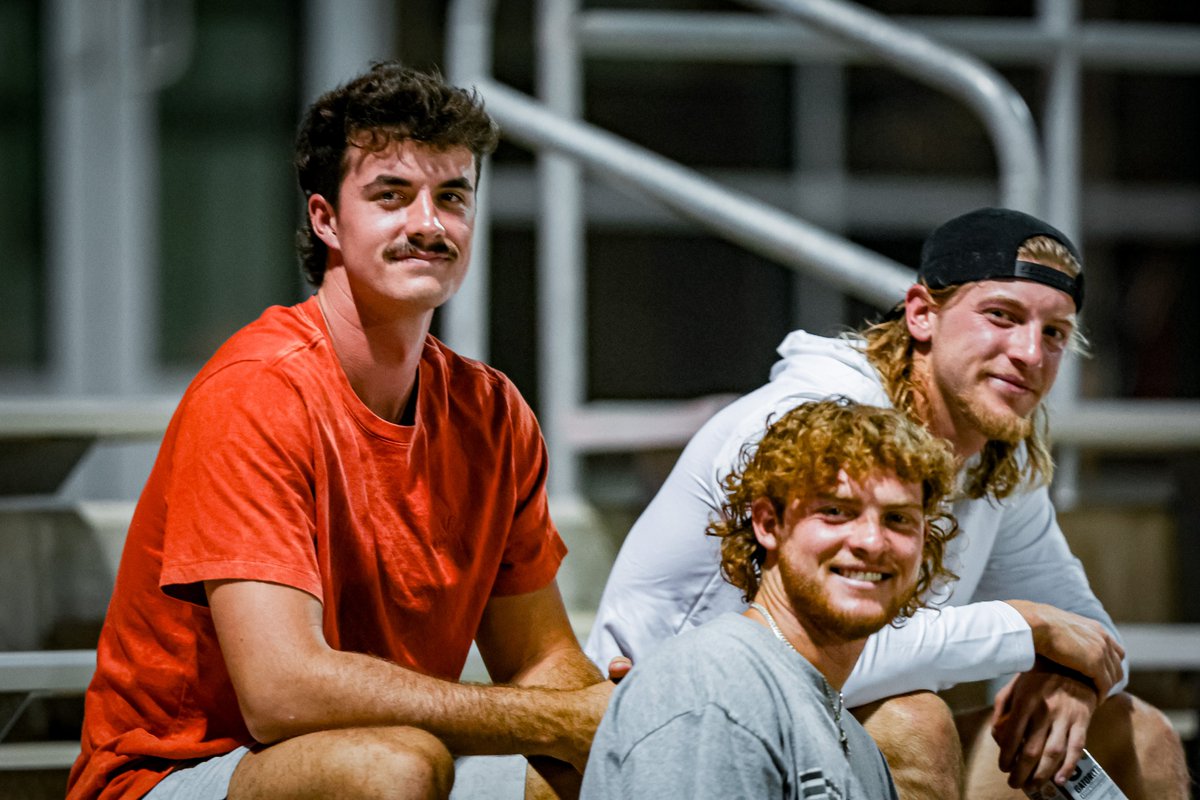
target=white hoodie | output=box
[585,331,1126,706]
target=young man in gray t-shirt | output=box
[582,400,961,799]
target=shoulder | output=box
[614,615,784,713]
[769,331,888,402]
[184,303,322,400]
[421,336,538,433]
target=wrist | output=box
[1032,655,1100,698]
[1005,600,1045,648]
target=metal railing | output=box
[445,0,1063,499]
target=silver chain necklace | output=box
[749,602,850,757]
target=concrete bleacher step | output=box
[0,741,80,771]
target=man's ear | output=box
[904,284,937,344]
[308,193,339,251]
[751,497,782,552]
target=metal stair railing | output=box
[445,0,1048,500]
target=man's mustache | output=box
[384,240,456,260]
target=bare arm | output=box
[206,579,610,769]
[475,582,609,798]
[474,581,603,690]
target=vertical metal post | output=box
[444,0,496,362]
[301,0,395,104]
[1040,0,1084,510]
[44,0,158,498]
[45,0,154,396]
[537,0,584,501]
[792,63,848,334]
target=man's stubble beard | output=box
[913,357,1035,446]
[777,557,914,644]
[951,384,1034,444]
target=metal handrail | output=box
[739,0,1041,215]
[478,79,914,307]
[576,12,1200,71]
[443,1,1200,488]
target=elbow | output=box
[241,710,288,745]
[234,680,315,744]
[238,699,294,745]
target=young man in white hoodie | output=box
[586,208,1188,799]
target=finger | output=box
[1029,718,1069,787]
[991,676,1017,727]
[1055,718,1089,785]
[1007,722,1050,790]
[993,696,1034,772]
[607,656,633,682]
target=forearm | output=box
[509,644,605,796]
[508,643,604,690]
[844,602,1034,707]
[245,645,595,762]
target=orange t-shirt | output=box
[67,298,566,800]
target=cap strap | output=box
[1014,260,1084,309]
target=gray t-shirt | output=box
[581,613,898,799]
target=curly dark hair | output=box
[708,399,960,619]
[293,62,500,286]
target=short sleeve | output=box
[488,381,566,597]
[159,361,321,605]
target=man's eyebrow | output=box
[884,502,924,514]
[976,289,1077,326]
[439,176,476,192]
[362,175,476,192]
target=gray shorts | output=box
[142,746,249,800]
[140,747,526,799]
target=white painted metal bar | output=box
[740,0,1040,214]
[0,742,82,771]
[0,397,176,439]
[444,0,498,362]
[476,80,915,307]
[1118,625,1200,671]
[535,0,586,498]
[1048,401,1200,450]
[0,650,96,693]
[577,12,1200,70]
[1040,0,1085,510]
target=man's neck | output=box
[745,594,865,690]
[316,281,431,424]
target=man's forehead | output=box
[953,278,1077,319]
[813,469,923,502]
[344,139,476,183]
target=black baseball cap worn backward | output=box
[918,207,1085,312]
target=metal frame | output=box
[445,0,1200,502]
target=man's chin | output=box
[958,396,1035,444]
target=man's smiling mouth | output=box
[831,567,886,582]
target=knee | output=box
[351,727,455,800]
[855,691,961,766]
[1090,692,1189,796]
[1094,691,1184,754]
[855,692,963,799]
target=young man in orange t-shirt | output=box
[69,62,618,800]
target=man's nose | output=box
[406,189,445,239]
[1008,322,1044,367]
[846,515,885,555]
